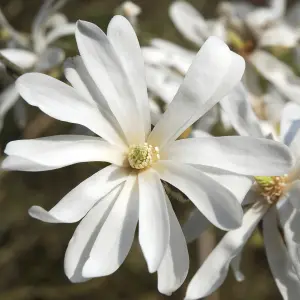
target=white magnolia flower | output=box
[185,85,300,300]
[143,0,300,115]
[0,0,75,131]
[2,16,293,294]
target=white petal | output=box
[35,47,65,72]
[220,83,264,138]
[280,102,300,147]
[107,16,151,136]
[288,180,300,210]
[45,23,76,46]
[148,37,245,149]
[249,50,300,104]
[263,85,285,126]
[138,168,170,273]
[185,202,268,300]
[230,253,245,282]
[277,198,300,279]
[157,192,189,295]
[169,1,208,45]
[259,23,298,48]
[0,84,19,118]
[0,49,37,69]
[153,161,243,230]
[4,135,127,169]
[182,209,210,243]
[75,20,144,144]
[64,185,123,282]
[16,73,126,148]
[263,207,300,300]
[165,136,293,176]
[145,65,181,104]
[82,174,139,277]
[2,155,58,171]
[194,165,253,203]
[28,165,129,223]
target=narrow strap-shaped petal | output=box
[249,50,300,104]
[165,136,293,176]
[153,161,243,230]
[28,165,129,223]
[4,135,128,169]
[259,23,298,48]
[75,20,144,144]
[277,198,300,279]
[263,207,300,300]
[148,37,245,149]
[157,191,189,295]
[138,168,170,273]
[220,83,264,138]
[64,56,126,142]
[280,102,300,148]
[0,84,19,120]
[16,73,127,148]
[107,16,151,136]
[0,49,37,69]
[185,202,268,300]
[169,1,208,46]
[194,165,253,203]
[64,185,123,282]
[182,209,210,243]
[34,47,65,72]
[45,23,76,46]
[288,180,300,210]
[82,174,139,277]
[230,253,245,282]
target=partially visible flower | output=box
[143,0,300,121]
[0,0,76,131]
[1,17,293,294]
[185,85,300,300]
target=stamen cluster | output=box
[128,143,160,170]
[255,175,287,204]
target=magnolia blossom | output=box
[185,85,300,300]
[143,0,300,118]
[1,16,293,294]
[0,0,75,131]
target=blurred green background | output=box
[0,0,296,299]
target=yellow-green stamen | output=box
[255,175,287,204]
[128,143,160,170]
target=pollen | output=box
[128,143,160,170]
[255,175,288,204]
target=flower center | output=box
[228,30,256,58]
[255,175,288,204]
[127,143,160,170]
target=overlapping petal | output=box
[263,207,300,299]
[75,19,144,144]
[28,165,129,223]
[16,73,127,147]
[165,136,293,176]
[4,135,128,169]
[185,202,268,300]
[64,185,123,282]
[107,16,151,136]
[154,161,243,230]
[138,169,170,273]
[157,192,189,295]
[148,37,244,149]
[82,174,139,277]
